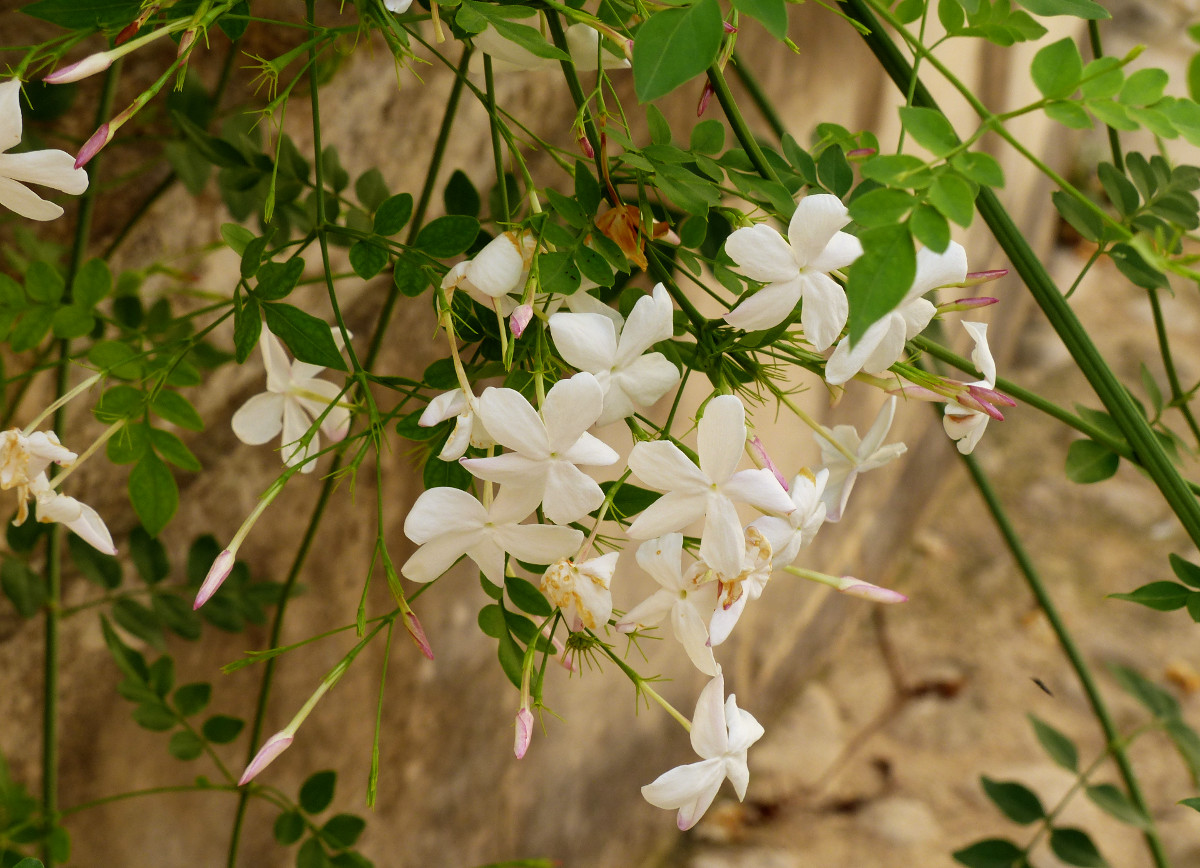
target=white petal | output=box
[722,468,795,515]
[541,462,605,524]
[231,392,284,445]
[259,327,292,393]
[628,441,709,494]
[385,0,414,10]
[617,589,676,630]
[824,315,890,385]
[690,674,729,758]
[473,24,548,72]
[280,398,315,470]
[550,312,617,373]
[723,279,804,332]
[420,390,468,427]
[899,297,937,341]
[461,451,548,489]
[465,232,528,297]
[542,373,604,451]
[697,395,745,485]
[635,533,686,591]
[909,241,967,298]
[438,413,474,460]
[0,150,88,195]
[292,378,349,441]
[708,588,747,646]
[674,598,720,675]
[963,320,996,387]
[614,283,674,365]
[466,535,508,585]
[642,758,723,815]
[0,80,22,153]
[560,432,618,467]
[61,499,116,555]
[403,487,487,543]
[477,387,549,458]
[799,272,848,352]
[699,494,744,578]
[493,522,584,567]
[627,491,708,539]
[603,355,679,426]
[860,396,899,457]
[0,176,63,221]
[808,230,864,275]
[787,194,852,267]
[725,696,766,754]
[724,224,799,284]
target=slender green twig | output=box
[707,64,780,187]
[1147,289,1200,449]
[1087,21,1123,173]
[960,453,1169,868]
[483,55,510,225]
[545,13,609,203]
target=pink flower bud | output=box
[956,390,1003,421]
[238,730,294,785]
[963,269,1008,286]
[75,123,111,169]
[510,304,533,339]
[723,21,738,32]
[177,28,198,58]
[514,707,534,759]
[969,384,1016,408]
[888,384,945,403]
[44,53,113,84]
[748,436,788,491]
[194,549,234,609]
[846,147,877,159]
[937,296,999,313]
[403,609,434,660]
[578,133,594,159]
[697,80,715,117]
[837,577,907,604]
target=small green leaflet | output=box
[262,303,348,371]
[1017,0,1109,19]
[633,0,723,103]
[845,224,916,345]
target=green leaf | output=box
[909,204,951,251]
[576,246,614,287]
[320,814,366,849]
[168,730,204,761]
[1109,664,1180,719]
[443,169,481,218]
[234,295,261,364]
[1180,796,1200,813]
[413,215,480,258]
[845,224,916,345]
[274,810,306,845]
[68,533,121,588]
[848,188,916,227]
[1109,243,1168,290]
[373,193,414,237]
[632,0,723,103]
[690,119,726,155]
[132,702,177,731]
[980,776,1045,824]
[860,153,932,189]
[1109,581,1190,611]
[130,526,170,584]
[1165,719,1200,786]
[150,428,202,472]
[1080,57,1124,99]
[1119,68,1168,107]
[1029,714,1078,771]
[1085,783,1149,828]
[1087,99,1138,131]
[817,146,853,197]
[928,172,976,227]
[355,169,390,212]
[1189,54,1200,102]
[300,770,337,814]
[202,714,245,744]
[297,838,332,868]
[1051,191,1104,242]
[1049,827,1108,867]
[154,593,203,640]
[113,598,166,651]
[22,0,140,29]
[152,390,204,431]
[1170,553,1200,589]
[172,112,249,169]
[952,838,1024,868]
[950,151,1005,188]
[26,261,64,304]
[262,303,347,371]
[129,453,178,537]
[255,258,305,301]
[10,307,55,353]
[1065,439,1119,483]
[72,258,111,307]
[537,251,581,296]
[1031,38,1084,99]
[731,0,788,39]
[1,559,44,618]
[466,2,570,61]
[574,161,601,216]
[1045,101,1094,129]
[51,306,94,339]
[1017,0,1109,18]
[100,614,149,683]
[348,240,389,280]
[505,575,552,617]
[173,682,212,717]
[393,257,428,298]
[1097,163,1139,216]
[899,106,960,156]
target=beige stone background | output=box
[2,0,1200,866]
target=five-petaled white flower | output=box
[708,526,772,647]
[943,320,996,455]
[641,673,764,831]
[441,230,536,316]
[401,486,582,586]
[723,194,862,346]
[418,388,494,461]
[627,395,795,577]
[231,326,351,473]
[616,533,719,676]
[549,283,680,427]
[0,80,89,221]
[825,241,967,385]
[750,468,828,568]
[816,397,906,523]
[460,373,619,525]
[541,550,619,631]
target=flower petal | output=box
[616,589,676,631]
[0,176,64,221]
[963,320,995,386]
[674,599,720,675]
[799,272,848,352]
[627,491,708,539]
[628,440,708,494]
[542,373,604,451]
[723,278,804,332]
[541,462,605,524]
[493,522,584,568]
[0,80,22,153]
[477,387,549,458]
[613,283,674,365]
[259,327,293,393]
[787,193,852,267]
[603,354,679,426]
[0,149,88,195]
[724,224,798,284]
[231,392,285,445]
[909,241,968,299]
[403,487,488,543]
[722,468,795,516]
[699,493,744,578]
[690,674,729,757]
[697,395,745,485]
[549,312,617,373]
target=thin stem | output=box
[1087,20,1124,173]
[545,13,607,201]
[1147,288,1200,448]
[41,61,119,868]
[483,55,510,225]
[960,452,1169,868]
[707,63,780,186]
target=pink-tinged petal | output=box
[698,395,745,484]
[839,577,908,603]
[0,81,22,153]
[542,373,604,450]
[724,696,765,754]
[824,315,891,385]
[808,230,863,274]
[675,600,720,674]
[0,149,89,195]
[239,730,294,785]
[723,468,795,516]
[259,328,292,392]
[402,532,477,582]
[0,176,65,221]
[690,674,729,757]
[403,488,488,543]
[510,303,533,339]
[541,462,605,524]
[614,283,674,365]
[461,451,548,491]
[616,589,676,631]
[231,392,285,445]
[420,390,468,426]
[477,387,549,458]
[514,707,534,759]
[699,494,744,578]
[724,224,798,284]
[708,591,747,647]
[550,312,617,373]
[963,320,996,386]
[43,53,113,84]
[634,533,686,591]
[627,491,708,539]
[493,523,584,569]
[723,279,804,332]
[909,241,967,298]
[799,272,848,352]
[628,440,708,493]
[280,398,316,471]
[195,550,235,609]
[560,431,619,467]
[787,194,852,267]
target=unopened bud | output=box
[238,730,294,785]
[74,123,111,169]
[723,21,738,33]
[938,296,999,313]
[697,80,715,117]
[963,269,1008,286]
[44,53,114,84]
[402,608,434,660]
[578,132,594,159]
[195,550,235,609]
[510,304,533,339]
[177,28,198,58]
[889,384,945,403]
[514,707,534,759]
[837,576,908,604]
[956,390,1003,421]
[968,383,1015,408]
[846,148,877,159]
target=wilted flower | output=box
[541,551,619,631]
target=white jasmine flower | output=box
[722,194,861,345]
[708,526,772,647]
[549,283,680,426]
[750,468,828,567]
[0,80,89,221]
[825,241,967,385]
[943,321,996,455]
[816,397,906,523]
[401,486,583,586]
[384,0,414,12]
[442,230,536,316]
[473,21,629,73]
[231,326,351,473]
[541,550,619,631]
[627,395,795,577]
[0,428,76,512]
[418,388,493,461]
[641,673,764,831]
[615,533,719,676]
[26,473,115,555]
[460,374,619,525]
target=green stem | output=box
[960,453,1169,868]
[1147,288,1200,449]
[545,13,608,201]
[707,63,780,186]
[728,51,788,141]
[40,61,119,868]
[843,0,1200,553]
[1087,20,1124,173]
[483,55,510,225]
